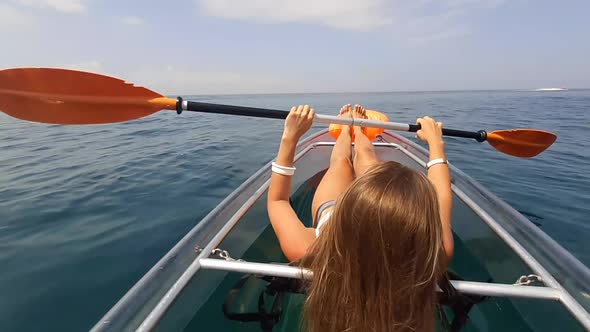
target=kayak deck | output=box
[91,130,590,332]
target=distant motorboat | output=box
[533,87,568,91]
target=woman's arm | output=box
[267,105,317,261]
[417,117,454,263]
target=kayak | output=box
[90,130,590,332]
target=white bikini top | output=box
[315,206,334,237]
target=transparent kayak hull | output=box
[91,131,590,332]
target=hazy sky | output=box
[1,0,589,94]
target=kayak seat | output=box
[222,269,487,332]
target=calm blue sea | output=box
[1,90,589,331]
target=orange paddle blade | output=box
[0,68,177,124]
[487,129,557,158]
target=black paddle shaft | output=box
[184,100,488,142]
[409,124,487,142]
[185,101,289,119]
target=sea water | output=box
[1,90,588,331]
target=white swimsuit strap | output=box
[315,207,334,237]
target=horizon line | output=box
[176,87,590,97]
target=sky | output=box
[1,0,589,94]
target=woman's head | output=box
[301,161,446,332]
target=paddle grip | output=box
[408,124,487,142]
[185,101,290,119]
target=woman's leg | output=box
[311,105,355,224]
[352,105,381,176]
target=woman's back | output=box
[300,162,447,332]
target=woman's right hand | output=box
[282,105,315,142]
[416,116,444,146]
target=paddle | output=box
[0,68,556,157]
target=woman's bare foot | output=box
[352,104,379,176]
[338,104,353,135]
[352,104,368,138]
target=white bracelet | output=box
[272,162,296,176]
[426,158,448,170]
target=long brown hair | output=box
[300,161,447,332]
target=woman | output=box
[267,104,453,331]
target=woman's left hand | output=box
[282,105,315,141]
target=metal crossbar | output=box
[199,258,561,301]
